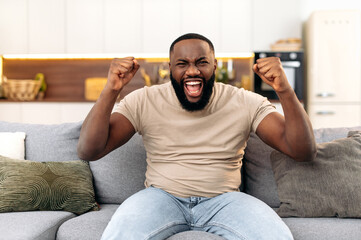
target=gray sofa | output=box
[0,120,360,240]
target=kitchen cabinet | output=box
[220,0,252,52]
[66,0,103,53]
[104,0,143,53]
[0,0,27,54]
[252,0,302,51]
[306,10,361,128]
[0,0,255,55]
[308,104,361,129]
[28,0,66,53]
[143,0,181,53]
[180,0,220,51]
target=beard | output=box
[170,72,215,112]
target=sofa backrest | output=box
[243,125,361,208]
[0,121,147,205]
[2,120,361,207]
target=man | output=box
[78,33,316,240]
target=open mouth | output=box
[184,79,203,101]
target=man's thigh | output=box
[193,192,293,240]
[101,187,190,240]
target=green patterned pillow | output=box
[0,155,99,215]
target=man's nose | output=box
[186,64,200,76]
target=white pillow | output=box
[0,132,26,160]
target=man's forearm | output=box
[277,88,317,162]
[77,87,120,160]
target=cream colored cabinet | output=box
[307,10,361,104]
[306,10,361,128]
[308,104,361,129]
[0,103,94,124]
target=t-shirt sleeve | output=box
[246,91,277,133]
[112,88,143,134]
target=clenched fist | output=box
[107,57,140,91]
[253,57,291,94]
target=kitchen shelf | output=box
[0,53,254,103]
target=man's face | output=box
[169,39,217,111]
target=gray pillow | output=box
[270,131,361,218]
[243,126,361,208]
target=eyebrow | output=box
[175,56,208,63]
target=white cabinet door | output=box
[66,0,103,53]
[104,0,143,53]
[143,0,181,53]
[308,104,361,129]
[252,0,302,51]
[180,0,220,52]
[220,0,252,52]
[0,0,27,54]
[307,10,361,104]
[28,0,65,53]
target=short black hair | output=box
[169,33,215,56]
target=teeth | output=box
[185,81,201,85]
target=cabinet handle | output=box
[316,92,335,98]
[316,111,335,115]
[281,61,301,68]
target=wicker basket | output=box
[3,79,42,101]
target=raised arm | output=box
[253,57,317,162]
[77,57,140,161]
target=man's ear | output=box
[214,58,217,71]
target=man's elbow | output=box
[293,144,317,162]
[77,142,100,162]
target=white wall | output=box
[2,0,360,55]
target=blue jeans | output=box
[101,187,293,240]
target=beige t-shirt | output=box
[113,82,276,198]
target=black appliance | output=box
[254,51,304,100]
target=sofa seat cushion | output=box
[56,204,119,240]
[0,211,75,240]
[57,204,225,240]
[283,217,361,240]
